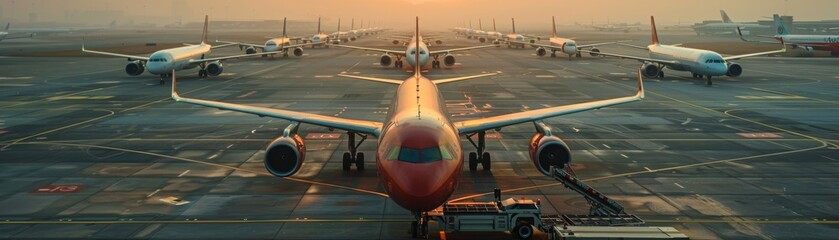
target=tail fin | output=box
[4,23,9,31]
[351,18,354,30]
[551,16,557,38]
[479,19,483,30]
[201,15,209,44]
[720,10,733,23]
[650,16,660,45]
[414,16,421,77]
[511,18,516,34]
[317,17,322,34]
[492,18,497,32]
[773,14,789,35]
[337,18,341,32]
[282,17,287,37]
[469,20,472,29]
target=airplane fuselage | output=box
[550,37,577,55]
[404,36,431,70]
[694,23,768,35]
[146,44,212,75]
[264,37,292,52]
[776,34,839,52]
[648,44,728,76]
[311,33,330,45]
[375,74,463,212]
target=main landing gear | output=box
[158,73,172,85]
[342,132,367,171]
[466,131,491,171]
[550,50,557,58]
[394,56,404,69]
[431,55,441,69]
[692,73,713,86]
[411,212,429,238]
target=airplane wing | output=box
[431,72,498,85]
[577,40,631,49]
[736,27,783,44]
[171,71,382,136]
[722,47,786,61]
[82,44,150,61]
[337,74,403,85]
[329,44,405,56]
[2,33,33,40]
[454,68,644,134]
[184,42,239,49]
[511,41,556,50]
[215,40,265,50]
[188,51,282,63]
[616,42,650,50]
[578,49,678,65]
[428,45,497,55]
[338,72,498,85]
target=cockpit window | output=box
[410,50,416,55]
[419,50,426,55]
[149,58,167,62]
[705,59,724,63]
[267,42,277,46]
[399,147,420,163]
[421,147,442,163]
[388,144,452,163]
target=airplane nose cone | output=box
[382,162,458,212]
[146,63,163,74]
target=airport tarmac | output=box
[0,31,837,239]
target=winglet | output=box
[636,66,645,99]
[551,16,558,38]
[650,16,660,45]
[171,70,181,100]
[720,10,733,23]
[479,19,483,30]
[201,15,209,44]
[282,17,288,37]
[414,16,421,77]
[736,27,749,42]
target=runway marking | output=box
[737,133,783,139]
[237,91,257,98]
[0,109,115,150]
[0,83,32,87]
[673,183,685,189]
[620,154,629,159]
[643,167,654,172]
[824,155,837,162]
[736,95,807,100]
[0,76,33,80]
[47,96,114,101]
[3,141,389,198]
[0,85,118,110]
[602,144,611,149]
[609,73,627,75]
[95,81,121,84]
[146,189,161,198]
[750,87,836,104]
[681,118,692,125]
[535,75,555,78]
[314,75,334,78]
[177,170,190,177]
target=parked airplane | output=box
[217,17,317,57]
[305,17,332,48]
[329,30,495,69]
[693,10,769,36]
[500,18,539,48]
[738,14,839,57]
[82,16,269,85]
[0,23,33,42]
[516,16,624,60]
[586,16,786,86]
[582,22,641,33]
[170,17,644,236]
[329,18,352,43]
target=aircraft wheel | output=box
[481,152,491,171]
[658,71,664,78]
[355,152,365,171]
[198,69,208,78]
[468,152,478,171]
[706,76,713,86]
[159,79,165,85]
[576,52,582,58]
[342,152,352,171]
[550,52,556,58]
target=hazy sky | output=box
[1,0,836,31]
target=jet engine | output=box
[478,37,487,43]
[725,62,742,77]
[245,47,258,54]
[791,46,814,57]
[588,47,601,56]
[536,47,547,57]
[206,61,223,76]
[264,135,306,177]
[528,133,571,176]
[435,40,443,45]
[380,54,393,67]
[641,63,660,78]
[292,47,304,57]
[350,36,357,41]
[443,54,456,67]
[125,61,145,76]
[392,40,401,45]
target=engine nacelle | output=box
[641,63,660,78]
[350,36,357,41]
[206,61,223,76]
[478,37,487,43]
[392,40,401,45]
[264,135,306,177]
[380,54,393,67]
[245,47,257,54]
[536,47,547,57]
[435,40,443,45]
[528,133,572,176]
[725,62,742,77]
[125,61,145,76]
[443,54,456,67]
[791,45,814,57]
[292,47,304,57]
[529,39,536,44]
[588,47,601,56]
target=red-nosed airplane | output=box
[170,17,644,236]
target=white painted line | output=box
[314,75,334,78]
[0,84,32,87]
[620,154,629,159]
[208,153,219,160]
[674,183,685,189]
[644,167,653,172]
[572,127,580,132]
[681,118,692,125]
[96,81,121,84]
[535,75,556,78]
[177,170,190,177]
[602,144,611,149]
[146,189,161,198]
[823,155,837,161]
[0,76,33,80]
[609,73,627,75]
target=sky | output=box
[0,0,836,31]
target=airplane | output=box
[82,16,270,85]
[329,29,496,70]
[583,22,641,33]
[500,18,539,48]
[303,17,332,48]
[515,16,625,60]
[170,16,644,237]
[329,18,352,44]
[217,17,318,57]
[692,10,769,36]
[482,19,504,44]
[737,14,839,57]
[347,18,362,41]
[0,23,33,42]
[583,16,786,86]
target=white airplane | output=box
[170,17,644,236]
[500,18,540,48]
[329,18,352,44]
[82,16,270,85]
[693,10,768,36]
[738,14,839,57]
[298,17,332,48]
[586,16,786,86]
[217,17,317,57]
[0,23,33,42]
[329,30,496,69]
[517,16,624,60]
